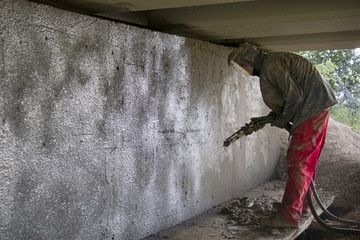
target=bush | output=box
[330,104,360,132]
[296,50,360,132]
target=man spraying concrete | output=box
[227,43,338,228]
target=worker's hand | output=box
[252,122,266,131]
[271,116,289,129]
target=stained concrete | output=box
[0,0,280,239]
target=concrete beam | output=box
[144,0,360,50]
[147,0,359,23]
[31,0,255,12]
[241,30,360,51]
[31,0,149,25]
[95,0,255,11]
[30,0,360,50]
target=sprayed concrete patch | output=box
[0,0,280,239]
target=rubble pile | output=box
[220,197,278,227]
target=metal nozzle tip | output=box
[223,141,230,147]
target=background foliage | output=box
[297,49,360,131]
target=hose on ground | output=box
[307,180,360,233]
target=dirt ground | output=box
[145,118,360,240]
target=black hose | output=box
[310,181,360,226]
[307,180,360,233]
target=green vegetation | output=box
[297,49,360,131]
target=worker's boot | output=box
[260,214,298,228]
[272,202,311,217]
[272,201,282,210]
[301,207,311,218]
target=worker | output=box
[227,43,338,228]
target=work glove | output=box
[271,112,290,130]
[272,117,289,129]
[250,111,277,132]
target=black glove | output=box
[271,114,289,129]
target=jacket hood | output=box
[227,43,266,76]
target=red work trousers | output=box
[278,110,330,224]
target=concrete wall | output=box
[0,0,280,239]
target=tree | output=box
[296,49,360,130]
[297,49,360,109]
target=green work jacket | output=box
[254,52,338,131]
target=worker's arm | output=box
[262,63,304,130]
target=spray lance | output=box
[223,112,291,147]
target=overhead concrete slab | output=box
[30,0,360,51]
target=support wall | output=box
[0,0,280,239]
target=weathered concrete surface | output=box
[0,0,280,239]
